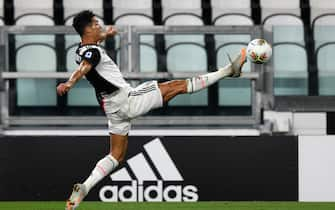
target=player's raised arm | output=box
[56,60,92,96]
[99,26,118,42]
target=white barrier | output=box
[299,135,335,201]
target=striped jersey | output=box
[75,44,131,97]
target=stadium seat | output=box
[0,0,5,25]
[112,0,153,24]
[214,34,251,51]
[13,0,56,106]
[316,44,335,95]
[211,0,251,24]
[310,0,335,25]
[213,14,253,26]
[273,44,308,95]
[162,0,202,24]
[16,44,57,106]
[213,10,253,102]
[164,13,204,47]
[213,12,252,106]
[139,44,158,72]
[64,0,103,25]
[167,44,208,106]
[113,13,157,73]
[13,0,54,25]
[167,44,207,72]
[217,43,252,106]
[164,14,204,25]
[263,15,304,44]
[114,15,154,26]
[13,0,56,107]
[163,9,207,106]
[115,35,158,73]
[313,14,335,49]
[260,0,300,22]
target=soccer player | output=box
[57,10,246,210]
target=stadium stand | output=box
[0,0,334,130]
[14,35,57,106]
[259,0,308,96]
[112,0,154,25]
[313,14,335,49]
[211,0,252,25]
[213,10,252,106]
[162,0,203,25]
[310,0,335,25]
[316,43,335,95]
[263,15,304,44]
[0,0,4,25]
[13,0,54,25]
[260,0,301,22]
[63,0,104,25]
[12,0,56,106]
[163,2,207,106]
[311,0,335,96]
[112,0,157,73]
[273,43,308,96]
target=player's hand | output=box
[106,26,118,37]
[57,83,71,96]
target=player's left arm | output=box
[56,60,92,96]
[99,26,118,42]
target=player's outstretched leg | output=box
[66,183,87,210]
[186,48,246,93]
[65,154,119,210]
[158,48,247,103]
[65,135,126,210]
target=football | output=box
[246,39,272,64]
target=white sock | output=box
[83,154,119,193]
[186,64,232,93]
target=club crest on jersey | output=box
[85,51,93,58]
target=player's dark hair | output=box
[72,10,95,37]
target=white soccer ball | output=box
[246,39,272,64]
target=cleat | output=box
[227,48,247,77]
[65,183,87,210]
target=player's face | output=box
[86,16,102,39]
[91,17,102,33]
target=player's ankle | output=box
[218,65,233,77]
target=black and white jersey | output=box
[75,44,130,96]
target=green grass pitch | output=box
[1,202,335,210]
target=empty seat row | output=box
[0,0,332,27]
[311,0,335,95]
[13,31,312,108]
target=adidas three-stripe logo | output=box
[99,138,199,202]
[111,138,183,182]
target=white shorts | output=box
[102,81,163,135]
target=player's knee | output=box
[110,151,123,162]
[118,154,126,163]
[168,80,187,94]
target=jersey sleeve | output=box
[81,48,101,67]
